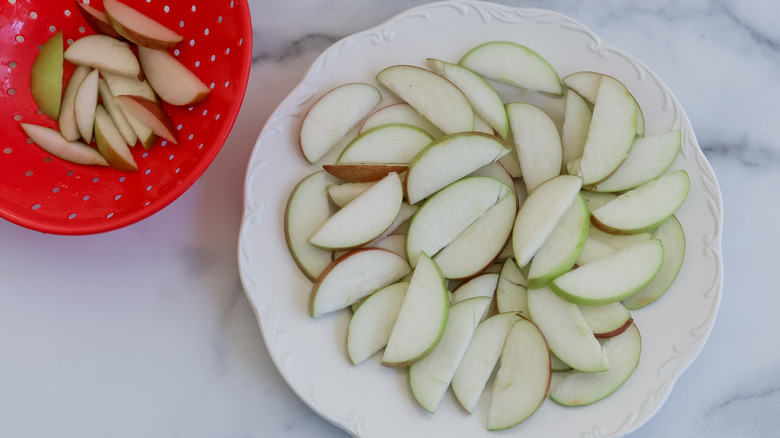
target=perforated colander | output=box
[0,0,252,234]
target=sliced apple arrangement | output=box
[23,0,211,172]
[284,39,689,430]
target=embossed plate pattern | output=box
[238,2,724,437]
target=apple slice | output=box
[550,239,664,305]
[623,215,686,309]
[74,68,99,142]
[550,323,641,406]
[562,71,645,137]
[368,233,407,260]
[496,258,529,316]
[376,65,474,135]
[346,282,408,365]
[404,132,509,204]
[451,312,523,413]
[427,58,509,139]
[64,34,141,79]
[577,75,638,185]
[527,193,589,289]
[406,176,512,268]
[332,203,419,259]
[551,353,573,372]
[309,172,403,250]
[468,161,516,201]
[506,102,563,193]
[103,0,184,49]
[512,175,583,267]
[579,302,633,338]
[561,89,593,172]
[309,248,411,318]
[410,296,492,412]
[337,123,433,165]
[581,190,617,211]
[137,46,213,106]
[451,273,498,306]
[589,130,682,192]
[577,226,652,266]
[591,169,690,234]
[20,123,108,166]
[327,182,375,207]
[322,164,407,183]
[30,30,64,120]
[285,171,336,281]
[97,78,137,146]
[458,41,562,95]
[75,2,125,39]
[58,65,91,142]
[382,253,450,367]
[498,147,522,178]
[359,103,444,138]
[94,105,138,172]
[101,71,157,102]
[486,317,551,430]
[115,95,179,144]
[526,286,609,373]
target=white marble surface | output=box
[0,0,776,437]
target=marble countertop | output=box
[1,0,776,437]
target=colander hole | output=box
[16,35,24,43]
[144,169,151,175]
[224,81,229,87]
[64,9,71,16]
[67,170,74,176]
[8,88,15,95]
[44,157,52,163]
[218,16,223,23]
[25,171,33,177]
[174,49,180,56]
[52,187,60,193]
[49,26,56,32]
[204,28,209,36]
[13,115,21,121]
[29,11,37,19]
[8,0,17,5]
[145,185,152,192]
[210,55,215,62]
[92,177,99,183]
[106,212,114,218]
[168,154,174,160]
[188,134,193,140]
[209,82,215,89]
[36,109,44,115]
[78,26,86,33]
[119,176,125,182]
[67,38,74,45]
[187,106,193,111]
[82,195,89,201]
[26,138,34,144]
[194,61,200,67]
[114,194,121,200]
[239,38,243,46]
[191,5,196,12]
[176,124,183,130]
[198,143,204,150]
[230,0,234,7]
[142,152,149,158]
[164,5,170,13]
[189,39,195,47]
[32,203,41,210]
[215,114,221,120]
[9,61,16,68]
[161,140,168,146]
[202,109,207,116]
[225,48,230,55]
[179,21,184,28]
[68,213,77,220]
[144,201,150,206]
[175,168,180,174]
[3,148,11,154]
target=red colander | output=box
[0,0,252,234]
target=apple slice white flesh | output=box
[359,103,444,138]
[137,46,213,106]
[58,65,91,142]
[285,171,336,281]
[64,34,140,79]
[20,123,108,166]
[30,31,63,120]
[103,0,183,49]
[122,109,157,150]
[561,89,593,172]
[309,172,403,250]
[344,203,418,256]
[467,162,515,199]
[337,123,433,165]
[551,353,573,372]
[472,113,493,135]
[527,286,609,373]
[74,68,99,143]
[346,282,408,365]
[101,71,157,102]
[577,75,637,185]
[451,312,523,413]
[327,182,375,208]
[405,132,509,204]
[309,248,411,318]
[550,323,641,406]
[97,78,137,146]
[589,130,682,192]
[115,95,179,144]
[487,317,551,431]
[75,2,125,39]
[527,194,589,288]
[451,273,498,306]
[427,58,510,139]
[496,258,529,316]
[512,175,583,267]
[506,102,563,193]
[581,190,617,211]
[592,169,690,234]
[623,215,686,309]
[94,105,138,172]
[551,239,664,305]
[433,187,516,279]
[579,302,633,338]
[376,65,474,135]
[406,176,512,268]
[577,226,652,266]
[498,147,522,178]
[410,296,492,412]
[458,41,562,95]
[382,253,450,367]
[368,233,407,260]
[562,71,645,137]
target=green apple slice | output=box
[362,202,417,248]
[550,323,641,406]
[468,161,515,197]
[309,172,403,250]
[550,239,664,305]
[346,282,408,365]
[382,253,449,367]
[284,171,336,281]
[562,71,645,137]
[74,68,99,143]
[577,226,652,266]
[591,169,690,234]
[376,65,474,135]
[623,215,686,309]
[20,123,108,166]
[327,182,375,207]
[30,30,64,120]
[405,132,509,205]
[527,286,609,373]
[589,130,682,192]
[299,82,382,164]
[496,257,529,316]
[369,233,407,260]
[487,317,551,430]
[64,34,141,79]
[410,296,492,412]
[527,193,589,288]
[551,353,573,372]
[58,65,91,142]
[579,302,633,338]
[512,175,583,267]
[359,103,444,138]
[336,123,433,165]
[498,147,522,178]
[97,78,137,146]
[506,102,563,193]
[427,58,509,139]
[458,41,562,95]
[561,89,592,172]
[451,273,498,306]
[580,190,617,211]
[310,248,411,318]
[94,104,138,172]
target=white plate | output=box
[238,1,724,436]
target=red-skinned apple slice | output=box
[346,282,409,365]
[506,102,563,193]
[74,68,99,143]
[94,105,138,172]
[20,123,108,167]
[103,0,183,49]
[75,2,125,39]
[97,78,137,146]
[578,302,633,338]
[322,164,407,183]
[64,34,141,79]
[137,46,212,107]
[30,31,63,120]
[337,123,433,165]
[58,65,91,142]
[360,103,444,138]
[115,95,179,144]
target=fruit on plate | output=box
[562,71,646,137]
[561,89,592,173]
[576,226,652,266]
[309,248,411,318]
[58,65,92,142]
[376,65,474,135]
[30,31,64,120]
[336,123,433,165]
[346,282,409,365]
[458,41,562,95]
[94,105,138,172]
[73,68,100,142]
[103,0,184,49]
[137,46,212,106]
[506,102,563,193]
[578,302,633,338]
[496,257,529,316]
[326,182,375,207]
[382,253,449,367]
[75,2,125,39]
[359,103,444,138]
[20,123,108,167]
[450,273,498,306]
[64,34,141,79]
[115,95,180,144]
